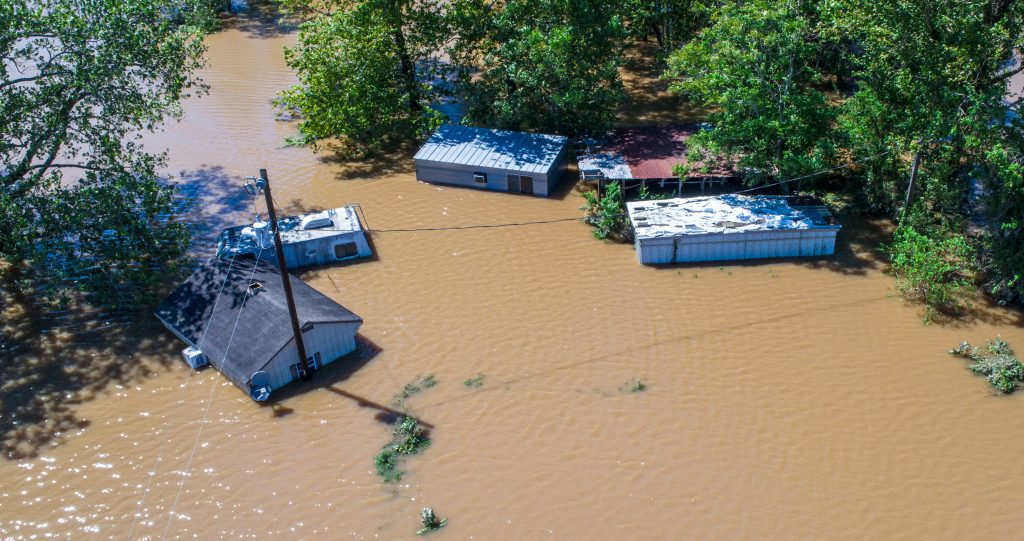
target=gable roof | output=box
[414,124,568,174]
[154,258,362,389]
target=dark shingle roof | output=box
[154,258,362,388]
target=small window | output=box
[473,172,487,184]
[334,242,358,259]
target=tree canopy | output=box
[0,0,212,305]
[664,0,835,190]
[452,0,628,136]
[278,0,446,149]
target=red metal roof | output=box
[599,124,733,179]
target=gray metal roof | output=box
[154,259,362,389]
[414,124,568,174]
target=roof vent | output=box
[248,281,263,295]
[252,220,273,249]
[300,212,333,230]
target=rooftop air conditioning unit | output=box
[182,346,209,369]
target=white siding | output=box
[636,229,839,265]
[280,231,372,269]
[261,321,361,390]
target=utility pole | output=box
[902,149,923,224]
[256,169,313,381]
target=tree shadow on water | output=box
[219,0,298,40]
[0,287,181,460]
[172,165,252,252]
[799,213,893,277]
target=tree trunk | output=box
[392,28,420,112]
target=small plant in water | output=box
[950,337,1024,394]
[392,375,438,408]
[463,374,485,388]
[622,378,648,393]
[417,507,447,535]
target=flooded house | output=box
[216,205,372,269]
[154,258,363,400]
[414,124,570,196]
[627,195,840,264]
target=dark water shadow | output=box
[798,213,891,277]
[923,298,1024,329]
[219,0,298,39]
[0,296,181,459]
[172,165,252,253]
[316,140,420,181]
[259,335,382,407]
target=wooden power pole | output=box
[258,169,313,381]
[902,150,923,224]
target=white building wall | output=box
[636,228,838,265]
[260,321,361,390]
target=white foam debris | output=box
[627,195,832,238]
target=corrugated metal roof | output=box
[627,195,841,240]
[414,125,568,173]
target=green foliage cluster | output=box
[416,507,448,535]
[463,374,486,388]
[0,0,213,306]
[950,337,1024,394]
[278,0,445,151]
[887,220,974,322]
[453,0,627,135]
[664,0,834,191]
[580,182,631,241]
[374,415,431,482]
[658,0,1024,307]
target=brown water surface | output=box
[3,10,1024,541]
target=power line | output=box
[159,247,264,541]
[124,253,240,541]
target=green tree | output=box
[0,0,212,305]
[832,0,1024,303]
[664,0,836,191]
[451,0,627,136]
[278,0,446,149]
[621,0,716,49]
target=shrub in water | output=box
[950,337,1024,394]
[417,507,447,535]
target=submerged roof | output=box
[154,259,362,389]
[627,195,840,239]
[217,206,363,259]
[414,124,568,173]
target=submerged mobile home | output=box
[627,195,840,265]
[216,205,372,269]
[154,259,363,400]
[414,125,570,196]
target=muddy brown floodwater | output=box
[4,9,1024,541]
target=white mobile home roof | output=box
[414,125,568,174]
[627,195,840,240]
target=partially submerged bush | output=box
[463,374,485,388]
[417,507,447,535]
[581,182,631,241]
[887,224,974,323]
[374,415,431,482]
[950,337,1024,394]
